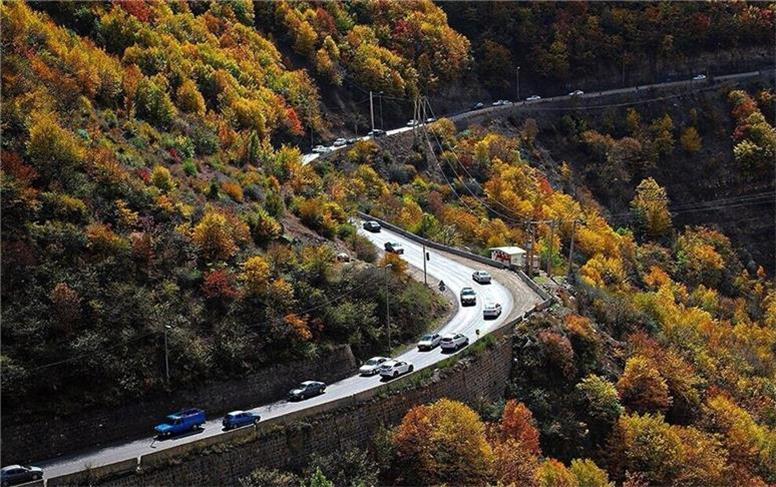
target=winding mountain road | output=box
[39,223,542,480]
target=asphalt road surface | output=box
[39,224,538,479]
[302,68,773,165]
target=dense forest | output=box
[1,1,775,484]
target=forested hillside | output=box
[1,1,775,484]
[443,2,775,91]
[1,1,446,418]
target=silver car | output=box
[483,302,502,319]
[440,333,469,352]
[472,270,492,284]
[418,333,442,351]
[359,356,389,376]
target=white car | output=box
[568,90,584,97]
[418,333,442,351]
[483,302,502,319]
[359,356,389,376]
[472,270,492,284]
[425,117,437,123]
[526,95,542,101]
[407,119,419,127]
[492,99,510,106]
[379,360,414,378]
[693,74,707,81]
[440,333,469,352]
[332,138,347,147]
[312,144,331,154]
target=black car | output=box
[384,242,404,254]
[363,221,381,232]
[1,465,44,486]
[288,381,326,401]
[460,287,477,306]
[368,129,386,137]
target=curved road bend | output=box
[302,68,774,165]
[40,224,542,479]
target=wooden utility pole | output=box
[547,220,555,277]
[527,222,536,276]
[369,91,375,131]
[567,219,577,279]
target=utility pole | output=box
[369,91,375,132]
[422,242,428,286]
[527,222,536,276]
[163,325,172,383]
[378,91,384,129]
[567,219,577,279]
[547,220,555,277]
[516,66,521,101]
[307,104,313,147]
[384,263,393,350]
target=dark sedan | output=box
[288,381,326,401]
[363,221,381,232]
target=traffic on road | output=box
[36,221,519,480]
[301,69,771,166]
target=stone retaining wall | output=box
[2,345,357,464]
[98,332,516,486]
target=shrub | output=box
[151,165,176,192]
[222,181,244,202]
[50,282,81,332]
[192,211,239,261]
[201,269,239,302]
[135,77,176,127]
[246,207,282,244]
[240,469,299,487]
[535,459,577,487]
[352,235,377,263]
[616,355,672,415]
[679,127,702,153]
[86,223,130,255]
[240,255,271,296]
[570,459,611,487]
[26,112,85,180]
[176,79,206,115]
[305,448,379,487]
[182,159,197,176]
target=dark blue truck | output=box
[154,408,206,437]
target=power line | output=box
[25,329,159,374]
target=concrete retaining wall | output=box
[3,345,357,465]
[97,330,518,486]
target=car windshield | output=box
[462,289,475,295]
[366,358,382,365]
[421,335,433,341]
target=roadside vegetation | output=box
[444,2,775,89]
[0,1,446,419]
[1,2,774,484]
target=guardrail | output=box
[42,214,552,486]
[357,211,508,270]
[357,212,555,305]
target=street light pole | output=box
[516,66,520,101]
[384,263,393,350]
[378,91,384,129]
[163,325,172,383]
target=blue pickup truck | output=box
[154,408,206,437]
